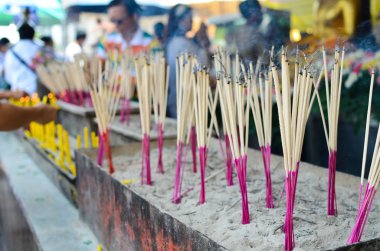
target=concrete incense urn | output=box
[75,139,380,251]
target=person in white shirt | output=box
[4,22,40,95]
[97,0,152,58]
[65,32,86,62]
[0,38,10,90]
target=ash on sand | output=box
[103,140,380,250]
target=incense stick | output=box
[192,66,218,204]
[248,64,274,208]
[173,53,197,203]
[272,48,315,250]
[151,52,170,174]
[358,70,375,208]
[313,47,345,216]
[37,55,94,107]
[120,55,135,124]
[347,71,379,244]
[214,48,234,186]
[217,52,251,224]
[89,59,122,174]
[135,56,153,185]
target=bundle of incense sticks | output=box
[192,67,219,204]
[120,55,135,124]
[151,52,169,173]
[173,53,197,203]
[248,64,274,208]
[36,57,92,106]
[37,63,71,101]
[63,61,89,106]
[36,64,66,95]
[313,47,345,216]
[214,48,234,186]
[135,56,153,185]
[271,49,318,250]
[347,71,377,244]
[73,54,93,106]
[217,53,251,224]
[89,59,122,174]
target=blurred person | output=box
[4,22,40,95]
[165,4,209,118]
[90,18,107,53]
[154,22,165,44]
[0,38,10,90]
[193,22,210,50]
[97,0,152,58]
[149,22,166,52]
[232,0,265,62]
[65,32,86,62]
[40,36,55,62]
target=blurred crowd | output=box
[0,0,380,129]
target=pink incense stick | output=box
[104,130,115,174]
[225,135,234,186]
[199,146,208,204]
[61,91,70,103]
[261,145,274,208]
[120,98,131,124]
[327,150,338,216]
[156,123,164,173]
[141,133,152,185]
[190,126,197,172]
[173,141,185,203]
[69,90,78,105]
[291,162,300,208]
[97,133,105,166]
[284,162,300,251]
[190,126,197,173]
[284,172,295,251]
[347,187,376,244]
[85,92,93,108]
[78,91,85,107]
[234,154,249,224]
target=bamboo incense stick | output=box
[313,47,345,216]
[214,48,234,186]
[217,52,251,224]
[358,70,375,208]
[272,48,316,251]
[36,64,63,94]
[120,55,135,124]
[173,53,197,203]
[347,71,379,244]
[151,52,170,174]
[248,64,274,208]
[192,66,218,204]
[89,59,122,174]
[134,56,153,185]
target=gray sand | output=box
[104,139,380,250]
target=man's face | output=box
[181,12,193,33]
[108,4,136,35]
[0,45,8,53]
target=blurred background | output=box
[0,0,378,54]
[1,0,380,175]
